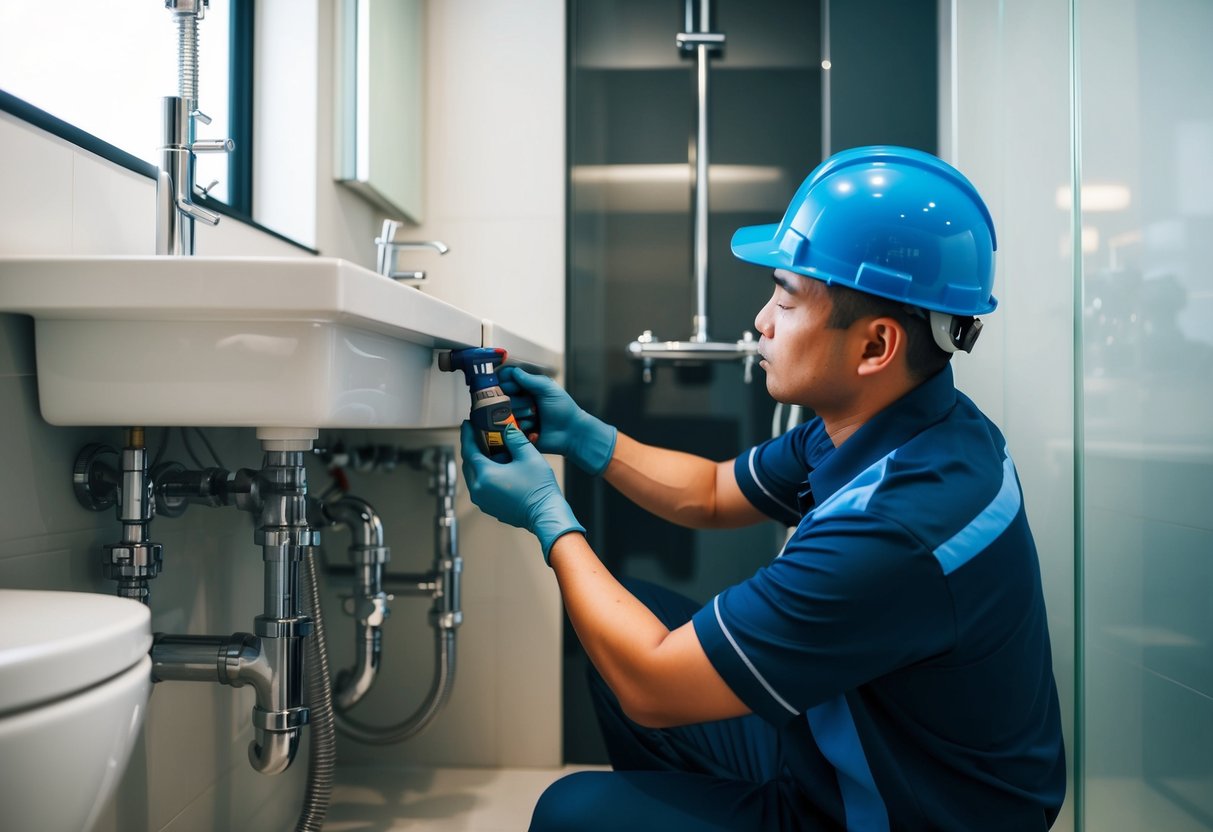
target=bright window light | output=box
[0,0,231,202]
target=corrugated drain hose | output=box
[296,553,336,831]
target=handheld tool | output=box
[438,347,520,463]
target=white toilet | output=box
[0,589,152,832]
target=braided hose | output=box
[296,554,336,832]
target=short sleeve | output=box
[692,511,957,724]
[733,421,822,526]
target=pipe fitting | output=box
[245,445,316,776]
[319,495,392,711]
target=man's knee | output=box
[530,772,611,832]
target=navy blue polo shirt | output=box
[692,366,1066,830]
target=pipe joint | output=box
[254,615,314,639]
[255,527,321,551]
[349,593,392,628]
[430,609,463,631]
[222,633,272,698]
[252,705,310,733]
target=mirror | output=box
[335,0,424,222]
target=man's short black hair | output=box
[823,283,951,382]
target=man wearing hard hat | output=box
[462,146,1066,831]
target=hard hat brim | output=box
[730,223,786,269]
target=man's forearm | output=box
[548,532,749,727]
[602,433,751,529]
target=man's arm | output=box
[501,367,766,529]
[603,432,768,529]
[548,532,750,728]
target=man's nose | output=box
[754,299,773,335]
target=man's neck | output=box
[819,377,920,448]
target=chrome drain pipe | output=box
[151,632,271,701]
[134,433,325,779]
[314,446,462,744]
[249,447,316,774]
[318,495,391,711]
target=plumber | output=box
[460,146,1066,831]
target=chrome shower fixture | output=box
[627,0,760,384]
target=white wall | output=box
[0,0,566,829]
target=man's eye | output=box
[777,303,792,311]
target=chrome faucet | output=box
[157,0,233,256]
[375,219,449,283]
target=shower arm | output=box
[628,0,759,382]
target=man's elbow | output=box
[619,695,683,729]
[615,682,687,729]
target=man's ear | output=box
[856,317,905,377]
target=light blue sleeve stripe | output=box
[807,696,891,832]
[746,448,801,517]
[933,450,1022,576]
[713,595,799,716]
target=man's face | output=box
[753,269,857,411]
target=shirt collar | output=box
[805,364,959,505]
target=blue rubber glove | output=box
[498,366,618,476]
[460,421,585,564]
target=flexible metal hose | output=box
[334,627,457,745]
[174,13,200,101]
[296,554,336,832]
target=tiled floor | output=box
[323,765,608,831]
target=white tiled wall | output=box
[401,0,567,357]
[0,1,567,829]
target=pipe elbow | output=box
[323,495,386,548]
[247,729,299,775]
[334,639,380,711]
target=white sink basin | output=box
[0,256,559,429]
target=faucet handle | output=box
[374,219,450,283]
[192,138,235,153]
[195,179,220,199]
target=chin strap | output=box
[929,311,983,353]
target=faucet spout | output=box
[375,219,450,282]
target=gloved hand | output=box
[460,421,585,564]
[499,366,617,476]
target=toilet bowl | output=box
[0,589,152,832]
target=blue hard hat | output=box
[731,146,998,316]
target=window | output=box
[0,0,247,210]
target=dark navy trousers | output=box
[529,580,833,831]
